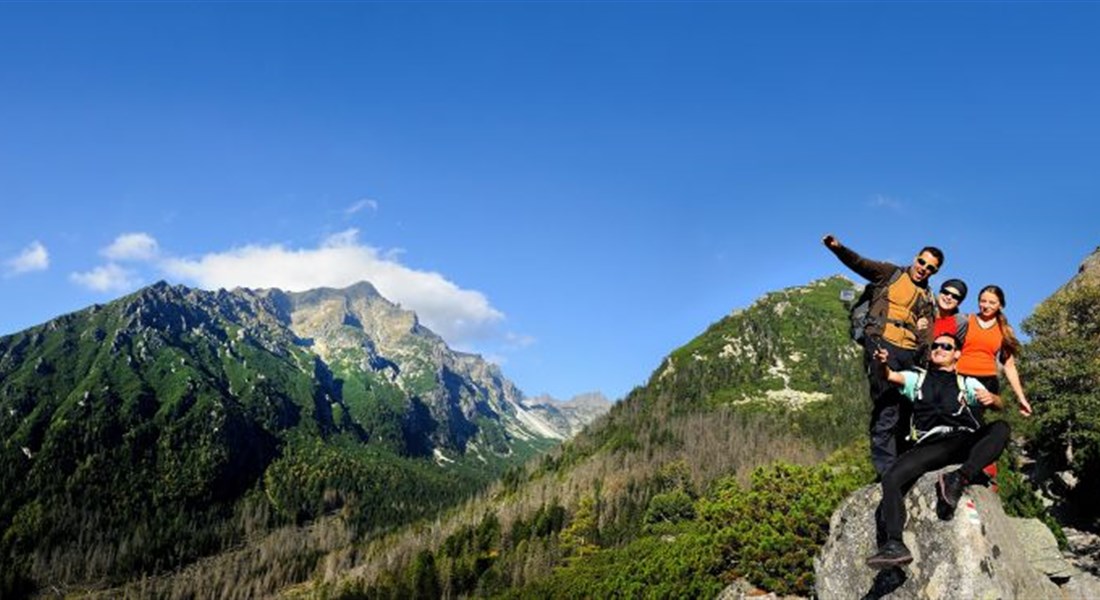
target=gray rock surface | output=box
[814,469,1100,599]
[1065,527,1100,576]
[1013,517,1079,581]
[715,578,805,600]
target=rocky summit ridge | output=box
[271,281,572,449]
[1056,245,1100,294]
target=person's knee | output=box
[990,420,1011,443]
[881,468,908,493]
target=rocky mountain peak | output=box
[1060,245,1100,293]
[279,283,422,349]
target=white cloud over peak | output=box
[102,232,160,262]
[4,241,49,276]
[71,263,142,293]
[160,229,506,345]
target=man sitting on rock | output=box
[866,333,1010,570]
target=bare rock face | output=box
[814,469,1099,599]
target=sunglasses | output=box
[930,342,956,351]
[940,289,963,302]
[916,257,939,274]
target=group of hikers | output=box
[823,234,1032,570]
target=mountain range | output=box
[99,274,870,598]
[0,280,608,595]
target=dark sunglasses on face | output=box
[931,342,956,351]
[916,257,939,273]
[940,289,963,302]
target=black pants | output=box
[864,338,919,477]
[878,421,1011,543]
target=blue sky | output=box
[2,2,1098,401]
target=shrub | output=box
[697,446,873,596]
[644,490,696,527]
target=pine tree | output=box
[1022,283,1100,524]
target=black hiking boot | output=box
[937,470,967,519]
[866,540,913,570]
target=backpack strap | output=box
[908,368,928,442]
[952,374,982,431]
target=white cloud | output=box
[504,332,537,349]
[102,232,160,262]
[71,263,142,293]
[4,241,49,276]
[868,194,904,211]
[345,198,379,215]
[160,229,505,345]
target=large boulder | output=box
[814,469,1099,599]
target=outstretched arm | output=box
[822,234,897,283]
[1002,355,1033,416]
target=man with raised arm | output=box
[823,234,941,477]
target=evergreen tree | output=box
[1021,283,1100,525]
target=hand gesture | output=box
[822,234,840,249]
[916,317,929,332]
[974,388,997,407]
[873,347,889,364]
[1018,395,1033,417]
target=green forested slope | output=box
[0,282,554,597]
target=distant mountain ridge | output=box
[0,280,601,595]
[521,392,612,438]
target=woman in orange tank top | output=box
[957,285,1033,416]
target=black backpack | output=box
[849,268,905,345]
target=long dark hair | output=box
[980,285,1020,358]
